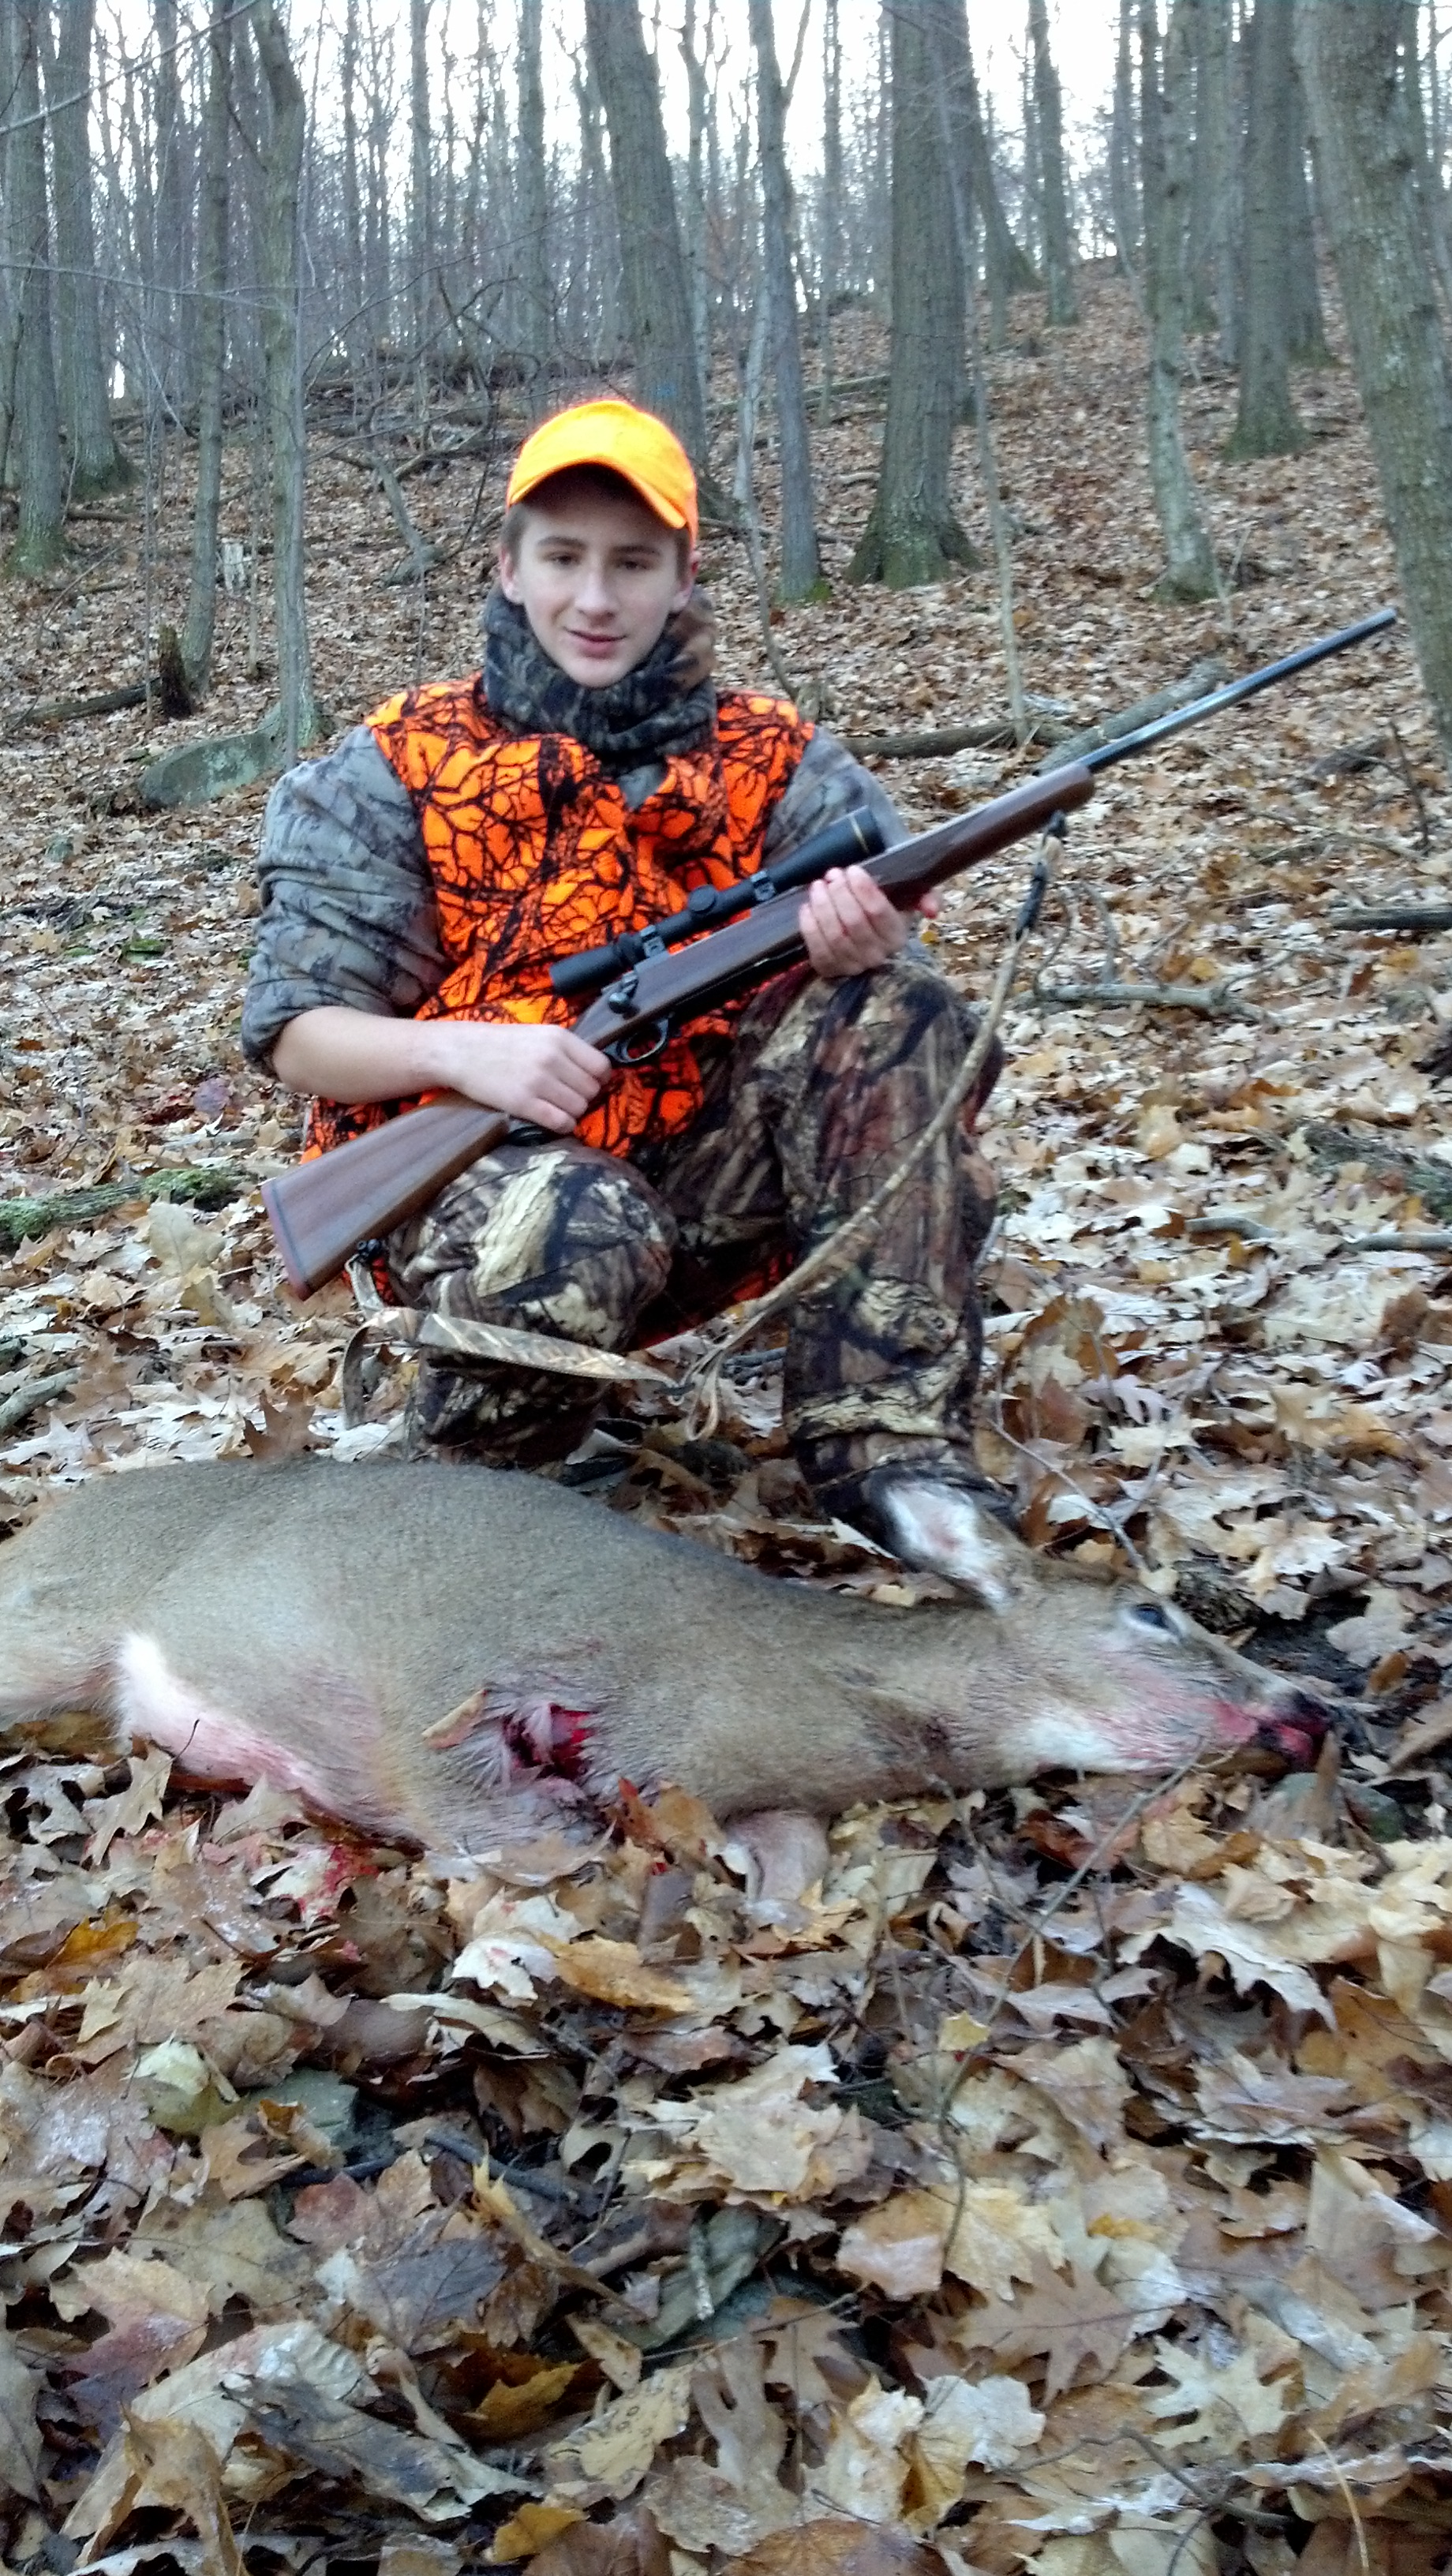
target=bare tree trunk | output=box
[1021,39,1043,275]
[933,6,1026,735]
[572,49,618,365]
[515,0,552,416]
[942,0,1035,344]
[409,0,435,367]
[1297,0,1452,757]
[2,0,65,575]
[680,0,714,408]
[0,2,17,490]
[340,0,365,391]
[1189,0,1237,358]
[848,0,976,590]
[1111,0,1142,281]
[152,0,188,407]
[818,0,840,414]
[1286,68,1331,360]
[1140,0,1219,598]
[748,0,819,601]
[583,0,713,492]
[1227,0,1304,455]
[1028,0,1079,322]
[1398,0,1452,324]
[182,2,230,693]
[46,0,130,496]
[250,0,320,761]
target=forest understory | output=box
[4,280,1452,2574]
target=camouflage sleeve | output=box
[761,725,907,866]
[241,725,445,1069]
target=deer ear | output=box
[872,1481,1030,1612]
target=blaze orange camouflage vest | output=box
[307,676,811,1162]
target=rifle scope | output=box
[549,806,886,1003]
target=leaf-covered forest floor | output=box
[4,276,1452,2574]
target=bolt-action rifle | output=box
[263,605,1397,1297]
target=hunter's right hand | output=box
[428,1020,612,1131]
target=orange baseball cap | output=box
[506,399,698,545]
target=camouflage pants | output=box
[383,958,1001,1529]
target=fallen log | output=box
[7,681,148,730]
[1301,1121,1452,1223]
[1330,903,1452,933]
[0,1164,252,1254]
[1036,656,1229,773]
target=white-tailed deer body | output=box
[0,1462,1329,1855]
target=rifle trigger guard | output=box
[604,1017,672,1068]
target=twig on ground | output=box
[6,682,148,730]
[1031,976,1253,1017]
[0,1372,78,1436]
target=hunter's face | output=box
[499,485,695,689]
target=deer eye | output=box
[1129,1601,1177,1636]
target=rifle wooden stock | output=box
[263,1102,509,1298]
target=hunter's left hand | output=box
[799,867,938,979]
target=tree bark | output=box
[1188,0,1236,352]
[182,2,230,693]
[1226,0,1304,456]
[249,0,321,762]
[1285,66,1331,360]
[46,0,130,496]
[1139,0,1219,599]
[2,0,65,576]
[583,0,712,489]
[1296,0,1452,757]
[1028,0,1079,323]
[515,0,552,415]
[749,0,819,601]
[1111,0,1142,283]
[818,0,841,410]
[942,0,1036,343]
[409,0,435,365]
[680,0,713,407]
[848,0,976,590]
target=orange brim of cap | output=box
[506,398,698,544]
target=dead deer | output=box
[0,1462,1329,1884]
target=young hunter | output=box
[244,400,1012,1594]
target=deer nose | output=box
[1255,1687,1334,1769]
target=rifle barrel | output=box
[1075,605,1397,777]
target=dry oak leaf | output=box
[54,2248,210,2434]
[1121,1881,1330,2018]
[937,2177,1067,2301]
[1143,2339,1292,2449]
[647,2334,798,2554]
[1307,2147,1452,2306]
[490,2503,589,2564]
[1192,2049,1356,2145]
[470,2361,582,2440]
[905,2371,1046,2532]
[106,2413,242,2576]
[545,1935,694,2013]
[73,1954,245,2062]
[1013,2035,1130,2150]
[1306,2331,1443,2441]
[836,2188,952,2299]
[953,2256,1139,2402]
[0,2324,43,2502]
[526,2507,671,2576]
[726,2525,950,2576]
[544,2361,694,2505]
[814,2376,923,2523]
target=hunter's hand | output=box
[799,867,937,980]
[429,1020,611,1132]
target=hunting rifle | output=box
[263,604,1397,1298]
